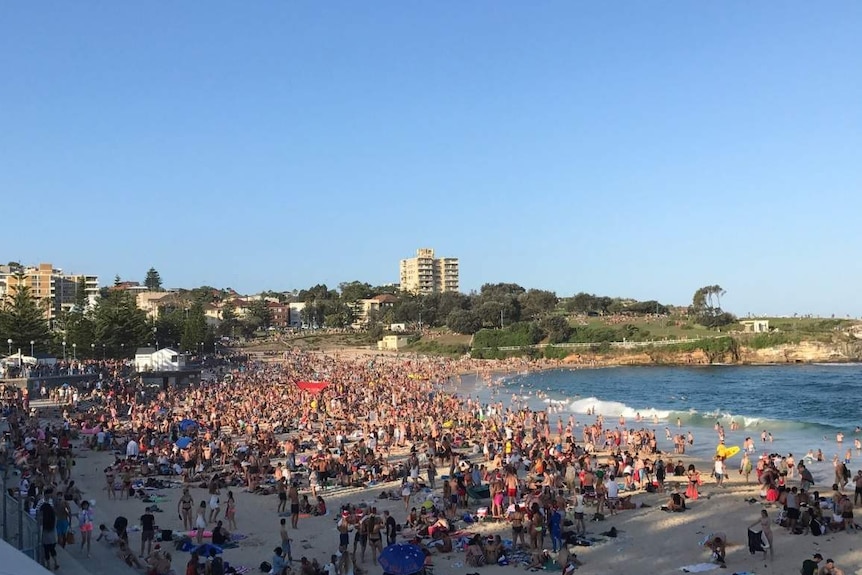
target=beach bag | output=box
[259,561,271,573]
[810,518,824,536]
[66,531,75,545]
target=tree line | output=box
[0,263,733,359]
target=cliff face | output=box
[561,341,862,367]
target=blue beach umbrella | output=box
[378,543,425,575]
[178,419,199,432]
[175,437,193,449]
[189,543,222,555]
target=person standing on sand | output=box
[749,509,773,559]
[505,466,519,507]
[194,502,207,544]
[140,508,156,559]
[279,518,293,564]
[178,488,194,531]
[78,499,94,558]
[224,490,237,530]
[713,456,726,487]
[426,457,437,490]
[105,466,116,500]
[277,478,287,514]
[739,452,753,483]
[208,477,221,523]
[384,510,396,546]
[685,465,700,500]
[288,482,300,529]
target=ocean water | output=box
[469,364,862,481]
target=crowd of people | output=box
[0,349,858,575]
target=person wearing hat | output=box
[337,509,351,550]
[353,508,368,562]
[801,553,822,575]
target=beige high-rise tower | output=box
[399,248,459,294]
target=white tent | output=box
[2,352,38,365]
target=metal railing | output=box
[475,336,721,352]
[1,467,42,561]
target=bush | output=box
[472,322,544,349]
[543,346,571,359]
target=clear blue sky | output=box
[2,2,861,316]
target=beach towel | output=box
[747,528,765,554]
[680,563,719,573]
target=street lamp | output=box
[6,339,11,355]
[62,340,66,361]
[102,343,106,360]
[30,340,34,357]
[72,343,77,360]
[120,343,125,357]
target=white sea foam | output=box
[568,396,672,420]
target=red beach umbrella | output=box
[296,381,329,394]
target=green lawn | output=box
[571,316,716,340]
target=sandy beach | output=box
[50,432,862,575]
[11,351,862,575]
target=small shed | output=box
[741,319,770,333]
[135,347,187,372]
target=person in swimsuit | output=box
[288,482,300,529]
[337,510,351,551]
[367,512,383,564]
[225,490,237,530]
[749,509,773,559]
[105,466,116,501]
[178,488,194,531]
[277,479,288,514]
[509,504,526,548]
[208,477,221,523]
[505,467,519,507]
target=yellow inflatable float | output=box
[716,444,741,458]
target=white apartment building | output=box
[399,248,459,295]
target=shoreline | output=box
[9,349,862,575]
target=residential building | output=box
[399,248,460,295]
[136,291,172,319]
[202,303,222,327]
[288,302,306,328]
[267,301,290,329]
[0,263,99,321]
[351,294,398,327]
[110,281,151,295]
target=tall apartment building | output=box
[0,263,99,321]
[399,248,460,294]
